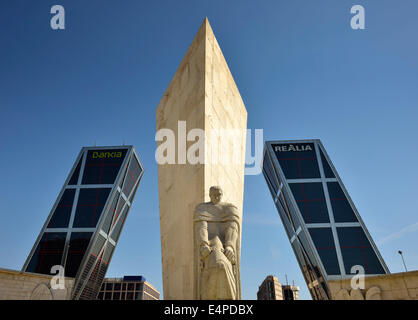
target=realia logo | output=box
[275,145,313,152]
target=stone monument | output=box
[156,18,247,299]
[194,186,241,300]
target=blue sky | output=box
[0,0,417,300]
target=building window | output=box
[73,188,111,228]
[113,291,121,300]
[290,183,330,223]
[104,292,112,300]
[273,143,320,179]
[47,189,76,228]
[127,283,135,291]
[263,153,280,195]
[110,199,128,242]
[68,158,82,185]
[327,182,358,223]
[101,193,120,234]
[65,232,93,277]
[309,228,341,275]
[337,227,385,274]
[122,157,142,197]
[82,149,127,185]
[26,232,66,275]
[126,292,134,300]
[105,283,113,291]
[319,149,335,178]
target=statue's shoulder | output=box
[194,202,212,213]
[221,202,238,210]
[195,201,212,208]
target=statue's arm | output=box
[224,221,239,264]
[195,220,211,259]
[196,220,209,245]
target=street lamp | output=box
[398,250,408,272]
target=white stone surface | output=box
[156,18,247,299]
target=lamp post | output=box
[398,250,408,272]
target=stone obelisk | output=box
[156,18,247,299]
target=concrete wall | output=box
[328,270,418,300]
[0,268,74,300]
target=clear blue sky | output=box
[1,0,417,300]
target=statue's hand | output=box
[200,244,212,259]
[224,246,235,264]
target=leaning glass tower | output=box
[262,139,389,300]
[22,145,144,300]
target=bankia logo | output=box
[274,144,313,152]
[92,151,123,159]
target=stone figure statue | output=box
[193,186,241,300]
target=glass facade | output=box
[73,188,112,228]
[26,232,67,275]
[23,146,144,300]
[262,140,389,300]
[47,189,76,228]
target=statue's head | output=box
[209,186,223,204]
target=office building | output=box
[257,275,283,300]
[262,140,389,300]
[282,284,300,300]
[98,275,160,300]
[257,275,300,300]
[22,146,144,300]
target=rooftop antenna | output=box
[285,274,288,286]
[123,139,125,146]
[94,140,97,147]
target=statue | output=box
[193,186,241,300]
